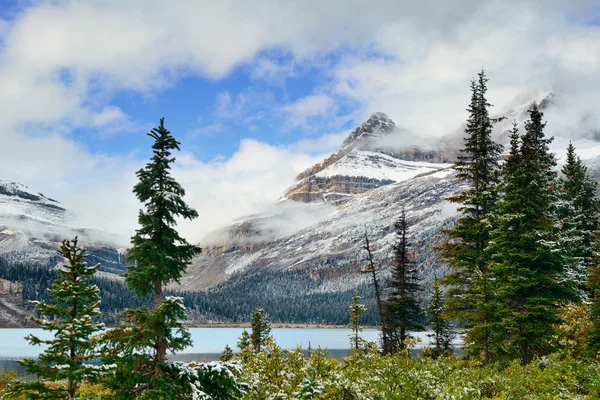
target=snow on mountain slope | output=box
[284,113,453,204]
[177,166,462,292]
[182,95,600,302]
[0,180,66,225]
[0,180,128,271]
[315,150,451,181]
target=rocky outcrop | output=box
[284,112,453,204]
[286,175,394,203]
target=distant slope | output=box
[0,180,128,272]
[0,278,33,327]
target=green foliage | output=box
[239,339,339,399]
[588,231,600,356]
[233,337,600,399]
[348,289,367,351]
[427,278,454,358]
[385,208,423,352]
[103,117,202,398]
[220,344,234,362]
[97,296,191,399]
[488,105,575,364]
[167,361,247,399]
[558,142,600,296]
[250,306,271,352]
[439,70,503,363]
[237,330,251,351]
[126,117,202,297]
[6,238,104,400]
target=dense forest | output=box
[0,258,380,325]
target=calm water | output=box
[0,328,456,377]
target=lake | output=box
[0,328,457,377]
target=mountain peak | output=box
[0,180,63,207]
[341,112,396,148]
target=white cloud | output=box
[280,94,336,128]
[189,122,228,137]
[172,139,335,243]
[251,58,294,84]
[290,131,349,153]
[328,1,600,139]
[0,0,599,246]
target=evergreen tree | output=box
[250,306,271,353]
[7,238,104,400]
[237,330,251,351]
[220,345,234,362]
[427,278,454,358]
[439,70,503,363]
[488,106,575,364]
[588,232,600,356]
[348,290,366,351]
[558,142,600,295]
[385,208,423,352]
[100,118,202,398]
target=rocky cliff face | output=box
[284,113,453,204]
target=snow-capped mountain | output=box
[0,180,67,226]
[0,180,127,272]
[176,113,460,293]
[177,96,600,305]
[284,113,454,203]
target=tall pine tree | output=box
[101,118,202,398]
[558,142,600,295]
[385,208,422,352]
[439,70,503,363]
[7,238,104,400]
[488,106,575,364]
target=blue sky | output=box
[0,0,598,243]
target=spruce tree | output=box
[558,143,600,295]
[427,278,454,358]
[488,106,575,364]
[250,306,271,352]
[220,345,234,362]
[386,208,423,352]
[439,70,503,363]
[7,238,104,400]
[100,118,201,398]
[237,329,251,351]
[588,233,600,356]
[348,290,366,351]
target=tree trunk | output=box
[154,281,166,378]
[363,231,388,352]
[67,379,75,400]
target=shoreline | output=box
[0,323,380,330]
[181,323,379,329]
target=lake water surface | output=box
[0,328,456,376]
